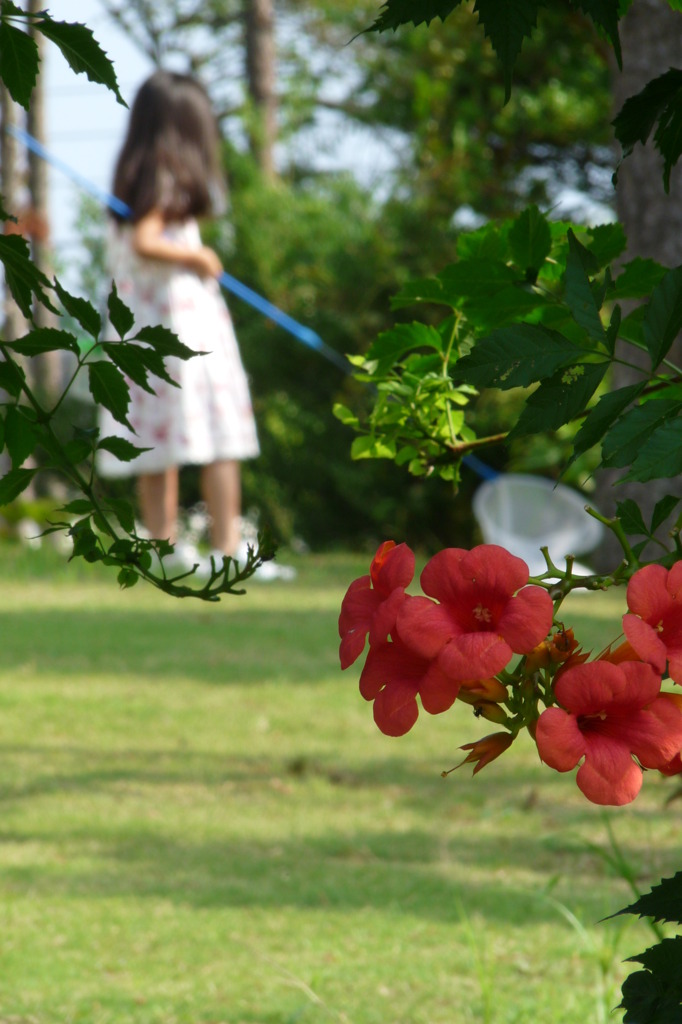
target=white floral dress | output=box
[97,218,259,478]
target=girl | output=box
[97,70,260,572]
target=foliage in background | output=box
[338,204,682,502]
[68,0,616,551]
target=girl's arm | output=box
[132,209,223,278]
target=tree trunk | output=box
[28,0,61,404]
[593,0,682,569]
[0,85,28,345]
[244,0,277,179]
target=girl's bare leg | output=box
[201,459,241,556]
[137,467,180,542]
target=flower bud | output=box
[457,677,508,704]
[453,731,514,775]
[473,701,510,724]
[524,640,552,673]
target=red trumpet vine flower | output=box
[623,562,682,683]
[339,541,415,669]
[536,658,682,805]
[397,545,553,682]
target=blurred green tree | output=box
[84,0,613,550]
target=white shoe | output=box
[254,560,296,581]
[233,542,296,581]
[162,542,209,576]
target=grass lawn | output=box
[0,542,678,1024]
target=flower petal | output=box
[419,548,468,604]
[437,632,512,681]
[632,696,682,768]
[458,544,529,594]
[419,662,461,715]
[622,614,667,674]
[497,585,554,653]
[340,629,368,670]
[358,640,423,700]
[553,660,658,716]
[373,681,420,736]
[368,588,407,648]
[576,735,642,805]
[396,595,459,658]
[536,707,586,771]
[338,575,372,636]
[372,541,415,595]
[627,564,671,622]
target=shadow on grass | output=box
[1,820,602,926]
[0,607,340,684]
[0,744,649,926]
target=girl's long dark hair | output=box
[112,70,224,223]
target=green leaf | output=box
[69,520,98,559]
[363,322,444,377]
[565,230,606,343]
[439,259,519,301]
[618,305,646,346]
[0,467,37,505]
[0,234,57,319]
[585,222,627,267]
[507,205,551,278]
[332,404,360,428]
[613,871,682,926]
[569,0,621,68]
[456,221,509,262]
[510,361,608,438]
[642,266,682,368]
[457,324,580,389]
[571,382,646,460]
[53,278,101,338]
[0,18,39,108]
[616,498,648,536]
[628,936,682,976]
[4,405,38,467]
[97,436,150,462]
[624,418,682,482]
[135,325,195,360]
[611,258,668,300]
[125,343,178,384]
[36,18,125,106]
[9,326,80,356]
[391,275,452,310]
[107,282,135,338]
[64,439,93,464]
[101,343,154,395]
[60,499,95,515]
[613,68,682,192]
[105,497,136,534]
[651,495,680,532]
[619,965,682,1023]
[474,0,543,102]
[350,435,397,460]
[117,566,139,589]
[604,302,621,356]
[601,400,678,468]
[368,0,463,31]
[0,358,26,397]
[465,285,549,332]
[88,362,131,428]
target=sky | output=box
[44,2,152,263]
